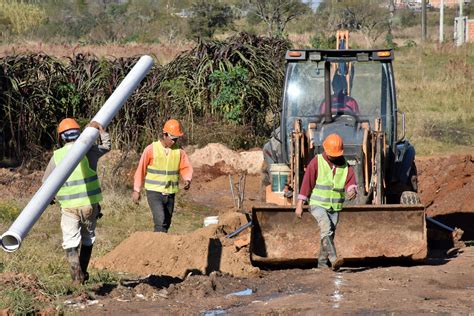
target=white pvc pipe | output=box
[1,55,154,252]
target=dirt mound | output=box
[92,212,258,279]
[0,169,43,200]
[189,143,263,175]
[417,154,474,216]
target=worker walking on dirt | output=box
[295,133,357,271]
[132,119,193,233]
[43,118,110,285]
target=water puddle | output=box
[226,288,253,297]
[203,309,226,316]
[332,274,345,308]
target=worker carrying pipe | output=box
[42,118,110,284]
[0,55,154,254]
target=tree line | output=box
[1,0,465,47]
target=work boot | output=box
[323,236,344,272]
[318,238,329,268]
[66,247,84,285]
[79,245,93,283]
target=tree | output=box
[188,0,234,40]
[315,0,390,48]
[244,0,310,38]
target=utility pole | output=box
[459,0,464,17]
[388,0,395,45]
[439,0,444,43]
[421,0,427,41]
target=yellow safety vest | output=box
[53,145,102,208]
[144,141,180,194]
[309,154,348,211]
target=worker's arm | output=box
[179,149,193,190]
[42,156,56,183]
[87,122,111,160]
[295,157,318,218]
[132,144,153,203]
[299,157,318,199]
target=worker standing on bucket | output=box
[132,119,193,232]
[295,133,357,271]
[43,118,111,285]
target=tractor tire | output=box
[400,191,421,205]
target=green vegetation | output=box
[0,33,290,166]
[395,44,474,155]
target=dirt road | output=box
[79,247,474,315]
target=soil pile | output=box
[0,168,43,200]
[417,154,474,216]
[92,212,258,279]
[189,143,263,175]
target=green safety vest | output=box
[309,154,348,211]
[144,141,180,194]
[53,145,102,208]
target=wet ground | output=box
[77,247,474,314]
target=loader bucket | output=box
[250,205,427,266]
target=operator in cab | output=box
[319,72,360,115]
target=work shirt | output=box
[43,131,111,183]
[319,93,360,114]
[298,152,356,201]
[133,139,193,193]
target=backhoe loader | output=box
[252,34,427,266]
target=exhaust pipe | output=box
[0,55,154,252]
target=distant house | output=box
[430,0,471,8]
[395,0,470,9]
[468,19,474,43]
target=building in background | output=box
[430,0,471,8]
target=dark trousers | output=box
[146,190,175,232]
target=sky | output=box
[303,0,323,11]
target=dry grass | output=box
[395,43,474,155]
[0,41,193,65]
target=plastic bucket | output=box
[203,216,219,227]
[269,164,290,193]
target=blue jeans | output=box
[309,205,339,240]
[146,190,175,232]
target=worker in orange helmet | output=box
[43,118,111,285]
[132,119,193,232]
[295,133,357,271]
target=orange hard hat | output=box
[323,133,344,157]
[163,119,184,137]
[57,118,80,134]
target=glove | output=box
[96,204,103,220]
[346,187,357,200]
[132,191,141,204]
[183,180,191,190]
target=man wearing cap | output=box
[43,118,110,285]
[295,133,357,271]
[132,119,193,233]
